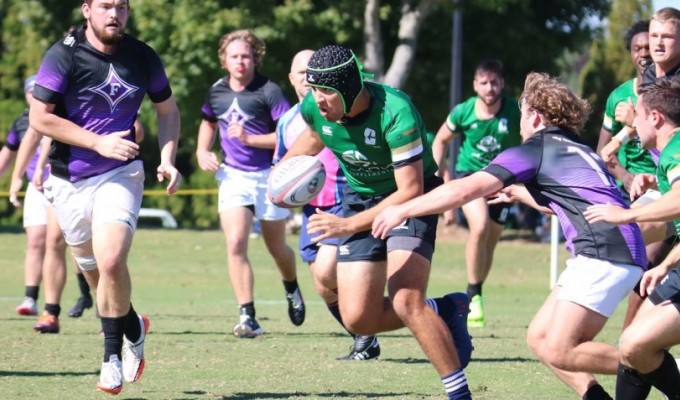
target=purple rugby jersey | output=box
[31,26,172,182]
[201,74,290,172]
[483,127,648,269]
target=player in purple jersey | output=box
[584,78,680,400]
[374,72,648,400]
[195,29,303,339]
[28,0,181,394]
[274,50,380,360]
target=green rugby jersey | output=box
[446,95,521,172]
[301,81,438,196]
[602,78,656,175]
[656,129,680,235]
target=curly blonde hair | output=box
[521,72,592,133]
[218,29,266,69]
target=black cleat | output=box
[68,295,93,318]
[286,288,306,326]
[337,336,380,361]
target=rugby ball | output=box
[268,155,326,208]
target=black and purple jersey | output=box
[642,62,680,84]
[5,109,43,181]
[32,26,172,182]
[200,74,290,172]
[483,127,647,269]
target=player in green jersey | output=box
[585,77,680,400]
[431,59,521,328]
[596,20,676,332]
[280,44,473,400]
[597,20,656,193]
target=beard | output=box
[90,22,125,45]
[480,93,501,107]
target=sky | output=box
[654,0,676,11]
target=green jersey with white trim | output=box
[602,78,656,175]
[300,81,437,196]
[446,95,521,172]
[656,129,680,235]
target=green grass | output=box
[0,228,674,399]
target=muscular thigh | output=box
[337,260,386,319]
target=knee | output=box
[619,328,647,366]
[390,292,424,324]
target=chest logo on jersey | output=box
[364,128,377,146]
[498,118,508,134]
[321,126,333,135]
[218,98,253,126]
[88,64,139,113]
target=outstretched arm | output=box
[372,171,504,239]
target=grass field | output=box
[0,227,675,399]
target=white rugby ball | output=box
[268,155,326,208]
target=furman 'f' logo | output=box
[88,64,139,113]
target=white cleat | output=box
[122,314,150,383]
[96,355,123,395]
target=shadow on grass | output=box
[380,356,537,365]
[213,391,418,399]
[0,370,97,377]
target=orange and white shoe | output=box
[122,314,150,383]
[16,297,38,316]
[33,312,59,334]
[96,355,123,395]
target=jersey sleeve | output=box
[445,105,460,133]
[602,91,618,133]
[483,138,542,186]
[5,121,22,151]
[385,104,426,168]
[142,44,172,103]
[32,37,75,104]
[264,82,291,122]
[273,115,289,164]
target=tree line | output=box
[0,0,648,227]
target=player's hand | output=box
[638,266,671,297]
[32,168,45,191]
[600,139,621,165]
[157,163,182,195]
[196,150,220,172]
[486,185,519,205]
[614,99,635,128]
[307,208,351,242]
[94,130,139,161]
[583,203,629,225]
[8,176,23,207]
[372,205,407,239]
[227,122,249,145]
[629,173,657,202]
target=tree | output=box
[0,0,613,227]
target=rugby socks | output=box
[25,285,39,301]
[239,302,256,319]
[44,303,61,317]
[282,279,299,295]
[101,316,126,361]
[76,272,91,298]
[466,283,482,299]
[616,363,651,400]
[442,369,471,399]
[124,304,142,343]
[582,383,612,400]
[641,351,680,399]
[326,301,353,337]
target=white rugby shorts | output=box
[556,254,643,317]
[43,160,144,246]
[22,183,50,227]
[216,163,289,221]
